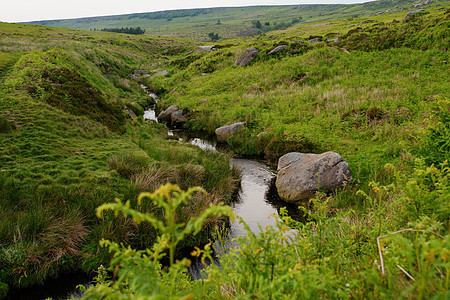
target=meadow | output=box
[29,0,421,41]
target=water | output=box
[141,85,159,122]
[229,158,278,238]
[6,273,91,300]
[19,86,299,298]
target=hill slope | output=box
[25,0,435,40]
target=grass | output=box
[0,21,237,293]
[26,0,436,41]
[0,1,449,298]
[150,6,449,172]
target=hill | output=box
[26,0,432,41]
[0,21,237,295]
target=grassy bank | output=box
[0,23,237,294]
[0,1,448,298]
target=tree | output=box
[251,20,262,29]
[208,32,220,42]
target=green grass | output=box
[0,21,237,292]
[0,1,449,298]
[150,7,449,172]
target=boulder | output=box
[405,9,427,19]
[215,122,245,143]
[157,105,179,122]
[171,110,187,124]
[151,70,169,78]
[275,152,352,204]
[308,36,323,43]
[133,70,148,75]
[125,108,137,119]
[234,47,260,67]
[195,45,215,53]
[268,45,287,55]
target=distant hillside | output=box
[26,0,425,41]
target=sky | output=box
[1,0,370,23]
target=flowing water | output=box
[18,85,300,298]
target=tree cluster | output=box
[100,27,146,35]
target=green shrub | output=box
[0,116,14,134]
[0,282,8,299]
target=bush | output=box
[0,116,14,134]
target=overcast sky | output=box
[2,0,371,23]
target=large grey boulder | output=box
[234,48,260,67]
[157,105,179,122]
[276,152,352,204]
[268,45,287,55]
[171,110,187,124]
[405,9,427,19]
[195,45,216,53]
[215,122,245,143]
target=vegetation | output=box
[83,163,449,299]
[99,27,146,35]
[0,20,237,296]
[0,0,449,299]
[27,0,436,41]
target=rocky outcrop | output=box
[171,110,187,124]
[405,9,427,19]
[276,152,352,204]
[268,45,287,55]
[157,105,179,122]
[150,70,169,78]
[195,45,216,53]
[308,36,323,43]
[215,122,245,143]
[234,48,260,67]
[125,108,137,119]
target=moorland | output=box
[0,0,449,298]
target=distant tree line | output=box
[95,27,146,35]
[137,8,223,21]
[251,17,303,32]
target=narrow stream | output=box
[14,83,299,299]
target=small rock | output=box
[157,105,179,122]
[308,36,323,43]
[151,70,169,78]
[125,108,137,119]
[215,122,245,143]
[234,47,260,67]
[195,45,215,53]
[346,24,357,28]
[326,38,339,43]
[405,9,427,19]
[267,45,288,55]
[133,70,148,75]
[171,110,187,124]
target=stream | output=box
[11,85,300,299]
